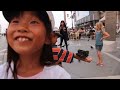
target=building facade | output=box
[74,11,101,29]
[73,11,120,52]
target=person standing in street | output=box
[59,20,69,50]
[95,22,110,66]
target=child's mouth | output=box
[15,36,32,42]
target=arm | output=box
[63,27,67,32]
[103,31,110,39]
[52,48,74,63]
[52,47,92,64]
[101,31,110,40]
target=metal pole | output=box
[64,11,66,23]
[116,11,119,30]
[71,11,73,29]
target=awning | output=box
[99,16,105,22]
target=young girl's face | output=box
[7,11,48,55]
[60,21,64,26]
[95,22,103,31]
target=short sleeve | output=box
[43,65,71,79]
[52,47,74,63]
[56,66,71,79]
[59,70,71,79]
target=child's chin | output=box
[15,49,31,55]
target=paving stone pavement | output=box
[0,36,120,79]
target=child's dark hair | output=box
[60,20,67,27]
[3,11,55,79]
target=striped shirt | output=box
[52,47,74,64]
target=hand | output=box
[63,29,66,31]
[84,57,92,63]
[100,37,104,41]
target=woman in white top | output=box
[0,11,71,79]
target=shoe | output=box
[99,64,104,66]
[96,63,104,66]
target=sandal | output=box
[96,63,104,66]
[99,63,104,66]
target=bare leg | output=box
[97,51,103,65]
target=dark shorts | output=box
[95,45,103,51]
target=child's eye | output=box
[11,20,19,23]
[30,21,39,24]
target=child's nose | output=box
[17,23,29,33]
[17,29,28,33]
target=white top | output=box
[0,63,71,79]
